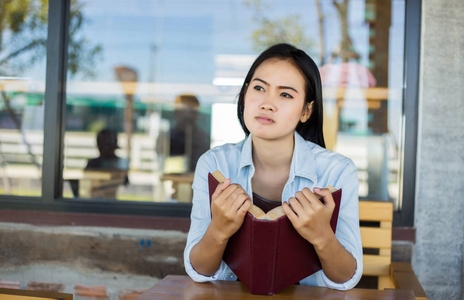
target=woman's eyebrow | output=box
[252,78,270,86]
[252,78,299,94]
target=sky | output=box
[74,0,376,83]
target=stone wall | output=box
[413,0,464,299]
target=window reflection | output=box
[0,0,48,197]
[68,129,129,199]
[156,94,211,202]
[157,95,210,174]
[61,0,405,207]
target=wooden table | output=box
[136,275,415,300]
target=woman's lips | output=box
[256,116,274,124]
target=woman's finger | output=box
[314,187,335,210]
[294,189,314,211]
[300,187,324,208]
[287,196,304,216]
[212,178,231,200]
[230,191,251,213]
[282,201,298,220]
[236,196,252,216]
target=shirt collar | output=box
[291,131,318,184]
[238,132,318,184]
[238,134,254,175]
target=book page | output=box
[264,206,285,220]
[212,170,338,221]
[248,205,266,219]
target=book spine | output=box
[270,218,280,294]
[250,220,278,295]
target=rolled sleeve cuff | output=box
[184,243,236,282]
[317,246,363,290]
[185,265,222,283]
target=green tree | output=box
[0,0,102,77]
[245,0,314,54]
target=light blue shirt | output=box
[184,132,363,290]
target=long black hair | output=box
[237,43,325,148]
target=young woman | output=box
[184,43,362,290]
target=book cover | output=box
[208,171,342,295]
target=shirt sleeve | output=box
[316,160,363,290]
[183,152,235,282]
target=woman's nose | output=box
[260,96,276,111]
[260,103,274,111]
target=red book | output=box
[208,170,342,295]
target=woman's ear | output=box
[300,101,314,123]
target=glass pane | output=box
[62,0,405,207]
[0,0,48,197]
[323,0,405,206]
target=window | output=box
[0,1,48,197]
[0,0,420,226]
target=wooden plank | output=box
[361,227,392,249]
[391,263,428,300]
[391,262,413,272]
[379,249,391,256]
[0,295,57,300]
[380,221,392,229]
[378,275,394,290]
[0,288,72,300]
[322,87,392,100]
[363,255,391,276]
[359,201,393,221]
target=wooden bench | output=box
[359,201,427,300]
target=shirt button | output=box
[228,273,234,279]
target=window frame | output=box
[394,0,421,227]
[0,0,421,226]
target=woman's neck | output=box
[251,135,294,172]
[250,135,294,202]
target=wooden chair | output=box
[359,201,427,300]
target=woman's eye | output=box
[281,92,294,99]
[253,85,264,92]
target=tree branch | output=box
[0,38,46,66]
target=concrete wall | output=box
[0,223,187,299]
[413,0,464,299]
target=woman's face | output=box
[243,58,311,143]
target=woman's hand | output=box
[282,187,335,249]
[189,178,251,276]
[209,178,252,243]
